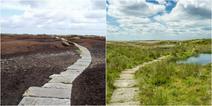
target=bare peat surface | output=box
[69,37,106,105]
[1,34,80,105]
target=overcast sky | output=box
[0,0,106,36]
[107,0,211,40]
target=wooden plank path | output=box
[18,38,92,106]
[109,56,169,105]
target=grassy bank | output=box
[135,61,211,105]
[106,39,211,104]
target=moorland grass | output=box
[135,61,211,105]
[106,39,211,104]
[106,41,176,103]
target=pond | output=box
[177,54,211,65]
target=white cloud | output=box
[108,0,165,18]
[107,0,211,40]
[0,0,106,35]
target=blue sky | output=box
[107,0,211,40]
[0,0,106,36]
[1,8,23,16]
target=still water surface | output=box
[177,54,211,65]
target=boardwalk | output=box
[18,39,92,105]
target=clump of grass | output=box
[135,61,211,105]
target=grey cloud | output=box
[185,5,211,19]
[92,0,105,9]
[121,3,148,17]
[85,10,105,19]
[201,26,211,31]
[19,0,44,8]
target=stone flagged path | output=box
[18,38,92,106]
[109,56,169,105]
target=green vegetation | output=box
[106,39,211,104]
[106,41,175,103]
[135,61,211,105]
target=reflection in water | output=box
[177,54,211,65]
